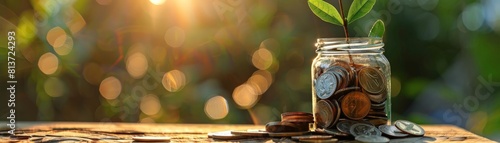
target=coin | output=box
[132,136,171,142]
[333,87,360,99]
[315,71,338,99]
[367,119,388,126]
[378,125,408,137]
[282,112,313,117]
[335,119,358,134]
[10,134,31,139]
[323,128,350,137]
[300,138,339,143]
[349,123,381,137]
[326,66,349,89]
[231,129,269,137]
[266,121,300,132]
[291,135,332,140]
[315,100,340,128]
[358,67,386,95]
[394,120,425,136]
[268,131,308,137]
[355,135,389,143]
[366,92,387,103]
[208,131,247,140]
[340,91,371,120]
[449,136,467,141]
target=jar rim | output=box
[315,37,384,53]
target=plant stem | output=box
[338,0,349,40]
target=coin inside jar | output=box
[315,71,338,99]
[340,91,371,120]
[315,100,340,128]
[358,67,386,95]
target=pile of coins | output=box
[265,112,313,133]
[313,60,389,129]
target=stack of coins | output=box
[313,60,389,131]
[266,112,313,133]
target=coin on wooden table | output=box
[281,112,314,123]
[132,136,171,142]
[291,135,332,140]
[358,67,386,95]
[340,91,371,120]
[355,135,389,143]
[315,71,338,99]
[349,123,381,136]
[268,131,309,137]
[323,128,350,137]
[394,120,425,136]
[315,100,340,128]
[282,112,313,117]
[231,129,268,137]
[367,119,388,126]
[10,134,31,139]
[378,125,408,138]
[335,119,358,134]
[208,131,247,140]
[266,121,300,132]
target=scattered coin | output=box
[208,131,247,140]
[394,120,425,136]
[291,135,332,140]
[266,121,300,132]
[355,135,389,143]
[10,134,31,139]
[449,136,467,141]
[378,125,408,138]
[282,112,313,117]
[323,128,350,137]
[132,136,171,142]
[231,129,269,137]
[349,123,381,137]
[341,91,371,120]
[358,67,386,95]
[300,138,339,143]
[336,120,358,134]
[268,131,308,137]
[315,71,338,99]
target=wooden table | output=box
[0,122,494,142]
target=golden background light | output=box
[150,0,166,5]
[53,36,73,55]
[38,52,59,75]
[140,94,162,116]
[204,96,229,120]
[96,0,112,5]
[44,77,65,97]
[66,8,86,34]
[252,48,273,70]
[126,52,149,79]
[164,26,185,48]
[246,73,270,95]
[232,84,258,109]
[162,70,186,92]
[99,76,122,100]
[46,27,67,48]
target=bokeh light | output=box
[162,70,186,92]
[126,52,149,79]
[99,76,122,100]
[53,36,73,55]
[96,0,112,5]
[38,52,59,75]
[204,96,229,120]
[150,0,166,5]
[391,76,401,97]
[232,84,258,109]
[252,48,273,70]
[44,77,65,97]
[140,94,162,116]
[46,27,67,49]
[164,26,186,48]
[462,3,484,31]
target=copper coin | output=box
[333,87,360,99]
[349,123,381,137]
[367,119,388,126]
[208,131,247,140]
[358,67,386,94]
[340,91,371,120]
[314,100,340,128]
[266,121,300,132]
[365,90,387,103]
[282,112,313,117]
[378,125,408,138]
[315,71,338,99]
[394,120,425,136]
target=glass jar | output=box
[311,37,391,132]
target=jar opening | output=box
[315,37,384,53]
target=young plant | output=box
[308,0,385,39]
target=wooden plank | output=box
[0,122,495,142]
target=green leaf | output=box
[369,19,385,38]
[308,0,343,26]
[347,0,376,24]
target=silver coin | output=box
[324,128,350,137]
[394,120,425,136]
[355,135,389,143]
[336,120,358,134]
[349,123,381,137]
[208,131,247,140]
[315,72,337,99]
[378,125,408,137]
